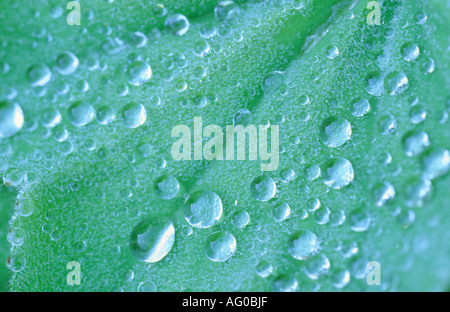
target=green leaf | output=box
[1,0,449,291]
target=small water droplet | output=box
[154,175,180,199]
[250,176,277,202]
[56,51,79,75]
[319,117,352,148]
[322,158,354,189]
[165,14,190,36]
[122,102,147,128]
[68,101,95,127]
[0,101,24,138]
[402,130,430,157]
[214,1,240,22]
[183,191,223,228]
[288,230,320,260]
[130,218,175,263]
[205,231,236,262]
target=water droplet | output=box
[322,158,354,189]
[422,148,450,180]
[0,101,24,138]
[74,240,87,252]
[27,63,51,87]
[272,276,298,292]
[378,114,397,134]
[319,117,352,148]
[306,164,321,181]
[401,43,420,62]
[194,40,210,57]
[410,105,427,124]
[214,1,240,22]
[41,108,61,128]
[138,280,157,292]
[56,51,79,75]
[7,254,26,272]
[272,202,291,222]
[365,72,384,96]
[122,102,147,128]
[397,210,416,228]
[424,58,435,75]
[373,181,395,207]
[128,61,152,86]
[405,177,431,207]
[165,14,190,36]
[129,31,147,48]
[130,218,175,263]
[250,176,277,202]
[7,227,25,246]
[307,198,321,212]
[233,109,252,126]
[280,168,295,183]
[304,254,330,280]
[402,130,430,157]
[262,71,286,95]
[183,191,223,228]
[299,95,310,105]
[333,270,350,289]
[288,230,320,260]
[350,210,371,232]
[18,198,35,217]
[3,168,23,186]
[232,211,250,228]
[330,209,346,227]
[205,231,236,262]
[351,98,370,117]
[68,101,95,127]
[416,11,427,25]
[154,175,180,199]
[384,71,408,95]
[326,45,339,59]
[256,261,273,278]
[314,206,331,225]
[96,106,115,125]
